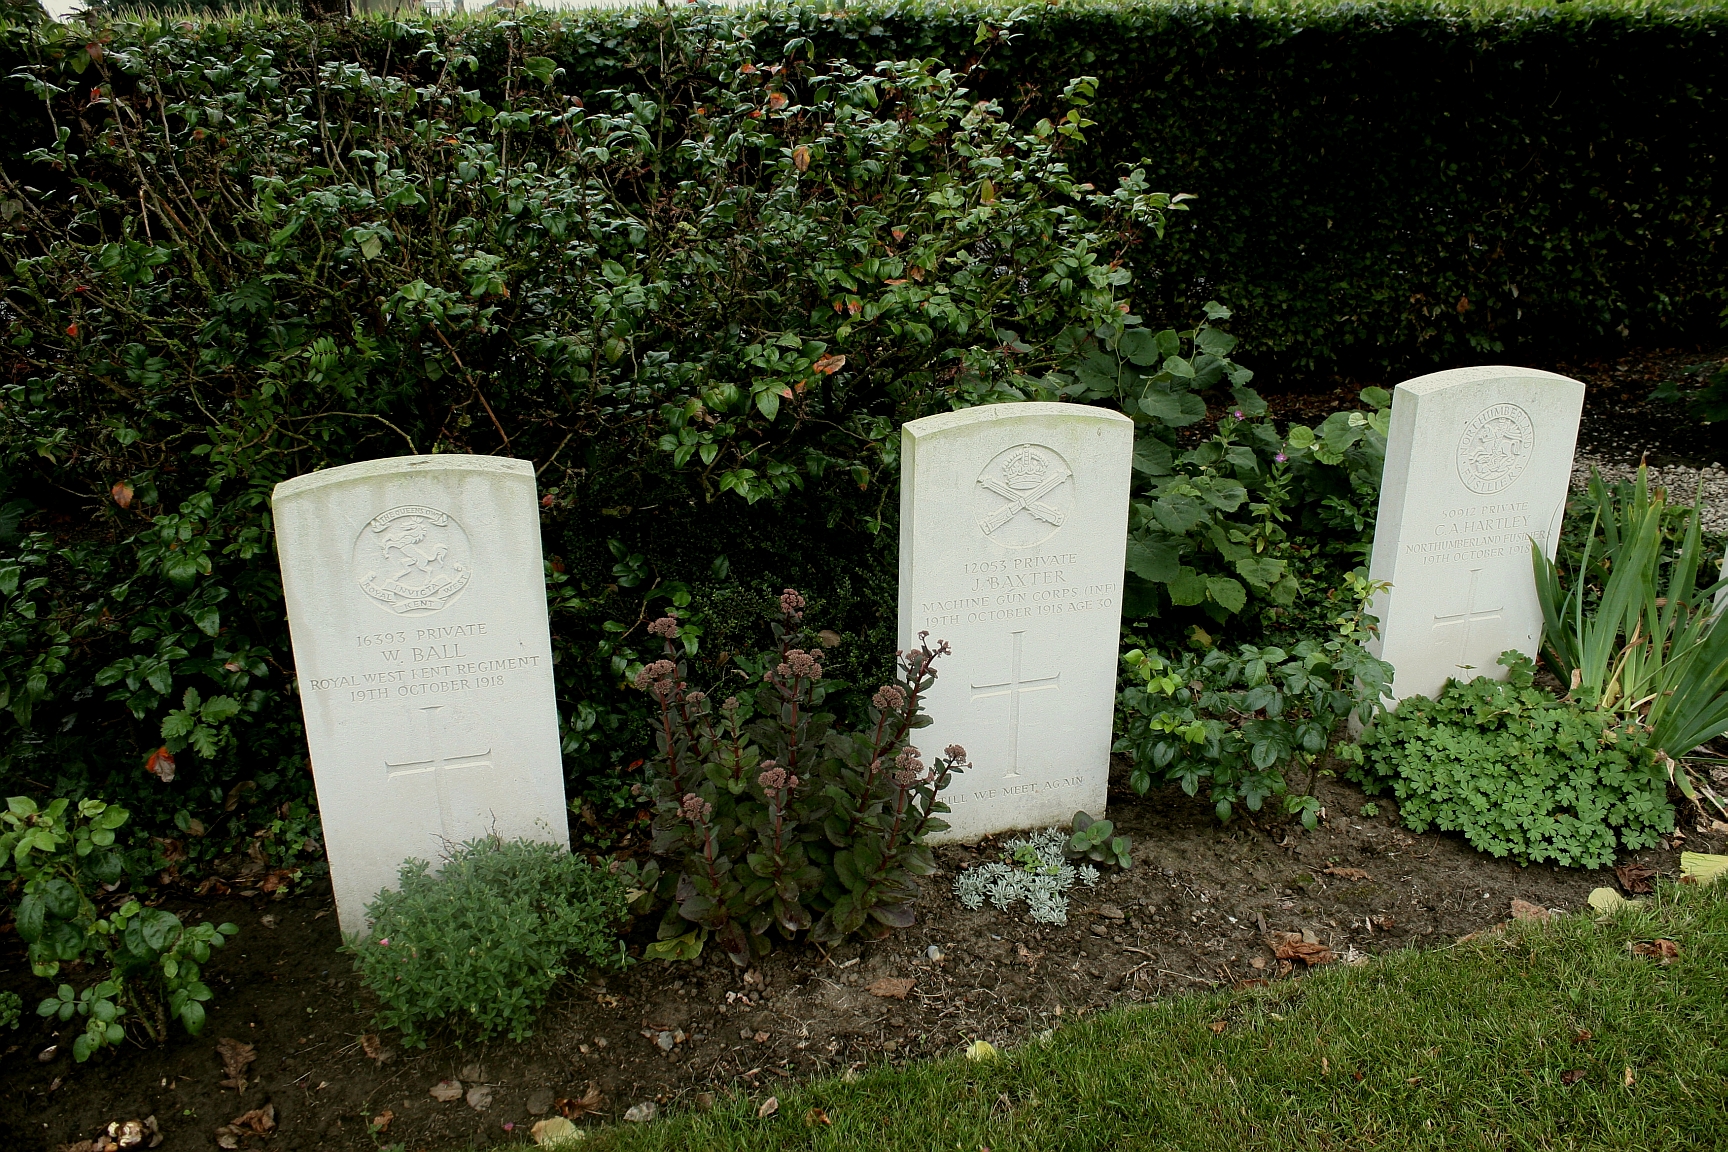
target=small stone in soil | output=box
[624,1102,657,1123]
[526,1089,553,1115]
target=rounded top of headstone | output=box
[902,401,1133,441]
[271,454,533,504]
[1392,365,1583,399]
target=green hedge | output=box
[8,2,1726,367]
[0,6,1158,860]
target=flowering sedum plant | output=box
[634,590,965,964]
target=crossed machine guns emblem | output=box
[976,446,1071,537]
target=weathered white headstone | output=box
[1368,366,1584,705]
[899,403,1133,841]
[273,456,568,934]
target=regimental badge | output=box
[974,444,1074,548]
[354,505,473,616]
[1456,403,1534,495]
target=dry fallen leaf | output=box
[804,1107,832,1127]
[1631,939,1680,965]
[531,1116,581,1147]
[143,746,176,783]
[556,1083,605,1119]
[429,1080,464,1103]
[466,1085,494,1111]
[1588,886,1641,915]
[757,1096,779,1119]
[1016,942,1043,971]
[1273,939,1336,966]
[213,1104,276,1149]
[111,482,134,509]
[866,976,915,1000]
[1510,899,1551,923]
[359,1033,388,1063]
[753,1030,770,1043]
[1208,1021,1227,1034]
[792,145,811,173]
[966,1040,998,1062]
[1561,1069,1586,1086]
[369,1110,393,1134]
[1615,862,1657,895]
[1322,867,1371,881]
[215,1037,256,1092]
[1680,851,1728,885]
[1623,1066,1636,1087]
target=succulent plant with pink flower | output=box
[633,591,964,964]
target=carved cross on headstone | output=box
[1430,567,1505,672]
[385,704,492,841]
[970,630,1060,778]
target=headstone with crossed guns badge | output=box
[273,455,569,934]
[899,403,1134,841]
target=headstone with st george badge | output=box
[1366,366,1585,706]
[273,455,568,934]
[899,402,1134,841]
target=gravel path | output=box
[1571,456,1728,536]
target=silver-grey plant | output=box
[951,828,1099,925]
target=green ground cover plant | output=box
[344,837,629,1046]
[1352,653,1671,868]
[544,880,1728,1152]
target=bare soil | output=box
[5,762,1719,1152]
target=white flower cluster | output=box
[951,827,1099,925]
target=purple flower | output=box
[1233,409,1244,420]
[1275,452,1288,463]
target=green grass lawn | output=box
[567,882,1726,1152]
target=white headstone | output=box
[273,456,568,935]
[1368,366,1584,705]
[899,403,1133,841]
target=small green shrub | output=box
[1066,811,1132,871]
[1351,653,1673,869]
[1115,571,1393,826]
[347,838,629,1047]
[0,990,19,1031]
